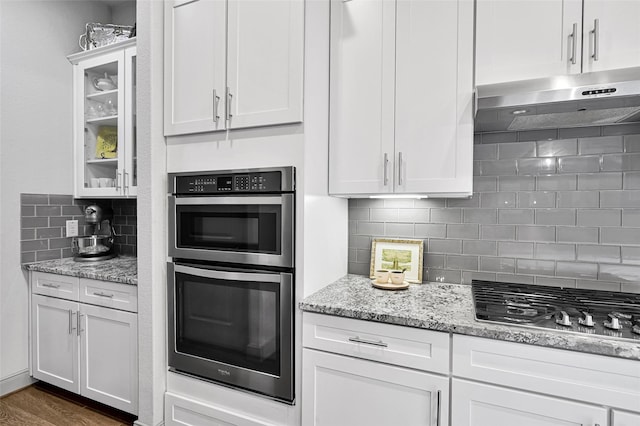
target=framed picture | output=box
[369,238,424,283]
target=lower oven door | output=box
[167,262,294,403]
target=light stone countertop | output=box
[24,256,137,285]
[300,274,640,361]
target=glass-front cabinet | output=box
[68,39,136,198]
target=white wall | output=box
[0,0,111,395]
[112,1,137,27]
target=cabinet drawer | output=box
[32,272,79,300]
[453,334,640,412]
[165,392,275,426]
[79,279,137,312]
[303,312,449,374]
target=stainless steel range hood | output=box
[475,67,640,132]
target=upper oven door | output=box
[169,194,294,268]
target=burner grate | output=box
[472,280,640,340]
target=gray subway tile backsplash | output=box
[347,129,640,291]
[21,194,137,263]
[535,209,576,226]
[536,139,577,157]
[577,173,623,190]
[557,156,600,173]
[576,209,621,227]
[624,134,640,152]
[498,142,536,159]
[578,136,623,154]
[498,175,536,191]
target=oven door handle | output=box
[173,264,283,283]
[173,196,287,206]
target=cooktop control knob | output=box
[632,316,640,336]
[578,311,595,327]
[604,313,622,330]
[555,311,572,327]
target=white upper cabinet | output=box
[476,0,640,85]
[68,40,137,198]
[582,0,640,73]
[165,0,227,135]
[164,0,304,136]
[329,0,474,197]
[328,0,395,195]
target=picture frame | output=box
[369,238,424,283]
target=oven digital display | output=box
[216,176,233,191]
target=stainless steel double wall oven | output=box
[168,166,295,403]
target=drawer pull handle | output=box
[42,283,61,289]
[93,291,114,298]
[348,336,388,348]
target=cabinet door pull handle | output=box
[42,283,61,289]
[124,171,130,192]
[591,18,599,61]
[398,151,404,186]
[93,291,114,298]
[213,89,220,123]
[383,153,389,186]
[68,309,73,335]
[77,313,83,336]
[569,23,577,65]
[116,171,122,190]
[226,87,233,121]
[436,390,441,426]
[348,336,388,347]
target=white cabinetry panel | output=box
[302,348,448,426]
[328,0,395,195]
[80,304,138,414]
[31,295,79,394]
[226,0,304,129]
[476,0,582,85]
[329,0,473,197]
[453,334,640,412]
[582,0,640,73]
[452,378,608,426]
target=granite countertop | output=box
[24,256,137,285]
[300,274,640,361]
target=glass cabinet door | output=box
[123,47,137,196]
[78,50,124,196]
[70,39,136,198]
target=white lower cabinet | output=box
[452,378,607,426]
[30,272,138,414]
[165,392,277,426]
[452,334,640,426]
[302,348,448,426]
[31,295,79,393]
[613,409,640,426]
[301,313,449,426]
[79,304,138,413]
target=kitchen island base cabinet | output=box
[452,378,608,426]
[30,272,138,415]
[302,348,448,426]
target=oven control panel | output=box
[174,171,283,194]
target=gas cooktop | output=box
[472,280,640,341]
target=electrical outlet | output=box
[66,220,79,237]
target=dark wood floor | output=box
[0,382,137,425]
